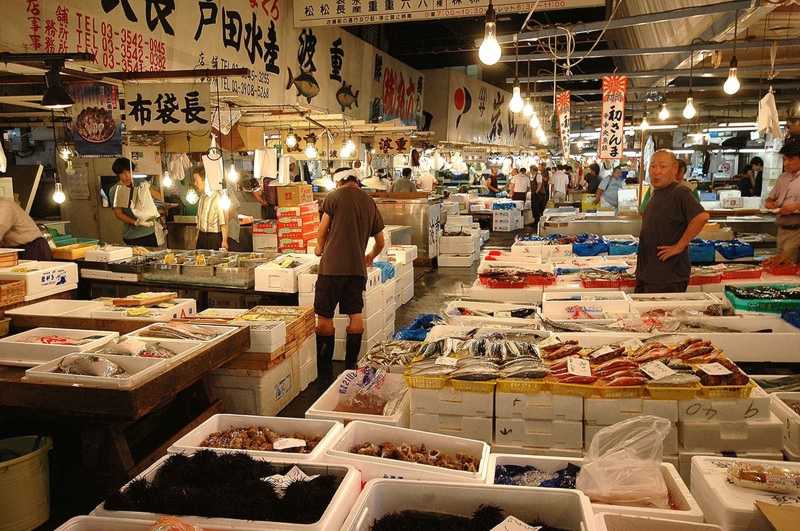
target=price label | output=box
[589,345,615,360]
[640,361,677,381]
[435,356,458,367]
[699,362,733,376]
[567,356,592,377]
[491,516,542,531]
[273,438,307,451]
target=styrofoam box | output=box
[586,422,678,456]
[381,277,397,305]
[88,337,202,367]
[55,517,183,531]
[300,355,317,391]
[0,261,79,299]
[627,292,720,312]
[400,284,413,306]
[410,412,493,443]
[447,215,475,227]
[196,308,248,319]
[127,323,239,343]
[332,329,381,362]
[84,245,133,263]
[440,236,475,256]
[443,300,541,328]
[208,358,299,417]
[677,450,782,485]
[305,371,410,427]
[691,456,800,531]
[341,479,595,531]
[438,253,476,267]
[542,290,630,317]
[254,259,316,293]
[94,456,360,531]
[495,391,583,421]
[679,412,783,452]
[168,414,342,461]
[0,328,119,367]
[300,335,315,366]
[770,392,800,455]
[25,352,168,390]
[585,398,678,425]
[678,385,772,423]
[326,420,489,483]
[596,512,722,531]
[229,319,286,354]
[487,454,704,523]
[333,308,383,340]
[298,268,381,295]
[490,443,584,458]
[89,298,197,321]
[494,418,583,449]
[5,299,105,318]
[410,386,494,417]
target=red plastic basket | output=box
[619,278,637,288]
[480,276,528,289]
[581,278,620,289]
[528,275,556,286]
[765,264,798,276]
[689,274,722,286]
[721,268,763,280]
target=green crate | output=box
[724,284,800,314]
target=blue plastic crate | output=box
[715,240,754,260]
[783,310,800,330]
[689,240,716,264]
[572,240,609,257]
[608,241,638,256]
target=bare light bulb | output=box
[522,98,534,118]
[723,59,740,95]
[530,113,540,129]
[185,188,199,205]
[52,182,66,204]
[285,132,298,148]
[640,116,650,130]
[59,147,72,161]
[509,85,524,113]
[658,103,670,121]
[304,142,318,159]
[161,170,173,188]
[683,97,697,120]
[219,189,231,211]
[226,163,239,183]
[478,6,501,66]
[341,138,356,158]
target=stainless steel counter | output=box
[373,197,442,263]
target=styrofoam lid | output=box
[598,513,722,531]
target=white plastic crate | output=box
[400,283,413,306]
[340,479,595,531]
[228,319,286,354]
[305,370,409,427]
[494,418,583,449]
[487,454,704,523]
[495,391,583,421]
[690,456,800,531]
[325,420,489,483]
[84,246,133,263]
[410,412,493,443]
[208,358,299,416]
[300,356,317,391]
[0,261,79,299]
[89,298,197,321]
[678,386,772,423]
[24,352,168,390]
[596,513,722,531]
[0,328,119,367]
[770,392,800,455]
[584,398,678,425]
[409,386,494,417]
[168,413,342,461]
[93,457,361,531]
[585,422,678,456]
[679,413,783,452]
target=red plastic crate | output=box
[527,275,556,286]
[721,267,763,280]
[581,278,620,289]
[765,264,798,276]
[689,274,722,286]
[619,278,637,288]
[479,276,528,289]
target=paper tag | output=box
[272,438,307,451]
[589,345,614,360]
[567,356,592,377]
[699,362,733,376]
[435,356,458,367]
[491,516,542,531]
[263,466,319,498]
[640,361,677,381]
[537,335,561,348]
[620,338,644,351]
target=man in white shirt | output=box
[510,167,531,202]
[551,167,569,204]
[416,172,438,193]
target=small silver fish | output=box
[57,354,127,377]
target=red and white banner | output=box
[556,91,571,155]
[599,76,628,160]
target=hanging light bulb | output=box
[226,163,240,183]
[219,189,231,211]
[52,181,66,204]
[285,130,298,148]
[723,57,740,95]
[341,138,356,158]
[683,96,697,120]
[522,98,534,118]
[576,138,586,150]
[185,188,199,205]
[658,103,670,121]
[304,141,318,159]
[509,86,524,113]
[161,170,174,188]
[478,0,501,66]
[529,113,540,129]
[640,115,650,130]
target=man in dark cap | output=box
[766,136,800,263]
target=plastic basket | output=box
[715,240,754,260]
[572,241,609,257]
[496,378,550,394]
[721,267,763,280]
[404,374,449,390]
[689,274,722,286]
[550,381,599,398]
[646,383,702,400]
[689,241,715,264]
[608,242,638,256]
[782,310,800,330]
[724,285,800,313]
[595,384,644,399]
[765,264,798,276]
[698,380,754,399]
[450,379,496,393]
[479,277,528,289]
[619,278,637,289]
[581,278,620,289]
[527,275,556,286]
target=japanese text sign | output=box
[124,83,211,131]
[599,75,628,160]
[556,91,571,155]
[373,134,411,155]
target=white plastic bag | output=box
[575,415,672,508]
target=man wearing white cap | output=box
[314,168,386,386]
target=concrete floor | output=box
[279,230,521,417]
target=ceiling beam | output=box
[508,63,800,83]
[521,82,800,98]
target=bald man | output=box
[636,150,710,293]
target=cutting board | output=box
[112,292,178,307]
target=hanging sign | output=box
[371,52,424,126]
[556,91,571,155]
[373,134,412,155]
[294,0,604,28]
[599,75,628,160]
[123,83,211,131]
[66,82,122,156]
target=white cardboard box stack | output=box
[409,385,494,444]
[494,390,584,453]
[492,209,523,232]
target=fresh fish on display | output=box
[541,344,583,361]
[586,345,625,364]
[555,374,598,385]
[56,354,127,377]
[594,357,639,372]
[647,373,701,387]
[606,376,648,386]
[138,322,223,341]
[540,340,579,355]
[450,362,499,381]
[632,347,671,363]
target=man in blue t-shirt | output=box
[595,166,625,212]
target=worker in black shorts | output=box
[314,168,385,387]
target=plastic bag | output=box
[575,415,672,509]
[334,368,407,416]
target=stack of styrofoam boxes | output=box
[409,383,494,444]
[492,207,523,232]
[252,219,278,252]
[276,201,319,253]
[584,397,679,469]
[295,334,317,392]
[0,261,79,301]
[493,388,584,456]
[677,386,783,483]
[439,233,478,267]
[441,201,461,219]
[254,254,316,293]
[381,275,398,340]
[394,255,414,306]
[770,392,800,460]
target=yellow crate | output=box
[698,380,754,399]
[596,384,644,399]
[550,382,599,398]
[404,373,448,390]
[450,379,496,393]
[496,378,550,394]
[646,383,702,400]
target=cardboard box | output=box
[278,239,308,252]
[276,200,318,217]
[277,213,320,228]
[276,184,313,207]
[410,386,494,417]
[252,219,278,234]
[277,226,317,240]
[494,418,583,449]
[495,391,583,421]
[253,233,278,251]
[410,413,493,444]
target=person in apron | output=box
[110,157,164,247]
[193,167,228,250]
[0,198,52,260]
